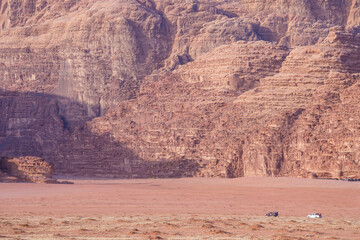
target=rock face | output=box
[0,0,359,179]
[90,29,360,179]
[0,156,56,183]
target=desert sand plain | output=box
[1,177,359,240]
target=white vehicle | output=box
[307,213,322,218]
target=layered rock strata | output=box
[0,0,359,179]
[87,29,360,179]
[0,156,57,183]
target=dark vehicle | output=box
[342,178,360,181]
[266,211,278,217]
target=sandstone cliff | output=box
[0,0,359,179]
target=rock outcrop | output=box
[0,156,57,183]
[0,0,359,179]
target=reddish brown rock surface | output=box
[0,156,57,183]
[0,0,359,179]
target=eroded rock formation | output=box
[0,0,359,179]
[89,28,360,179]
[0,156,57,183]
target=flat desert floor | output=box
[1,177,359,239]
